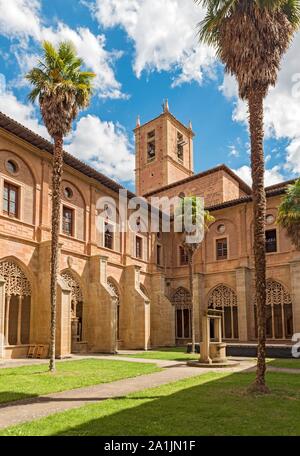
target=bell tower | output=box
[134,101,195,196]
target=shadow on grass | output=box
[0,392,39,407]
[44,370,300,437]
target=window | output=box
[208,285,239,340]
[6,160,18,175]
[266,229,277,253]
[135,236,143,259]
[177,132,184,161]
[216,238,228,260]
[254,280,293,340]
[62,206,74,236]
[64,187,73,199]
[147,130,156,161]
[157,245,162,265]
[172,288,192,339]
[3,182,19,218]
[104,222,114,250]
[179,246,188,265]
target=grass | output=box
[121,347,199,362]
[267,358,300,369]
[3,371,300,436]
[0,359,160,405]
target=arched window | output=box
[61,272,84,345]
[0,261,32,346]
[107,278,121,341]
[172,287,191,340]
[254,280,293,340]
[208,285,238,339]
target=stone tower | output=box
[135,101,195,196]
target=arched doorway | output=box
[107,278,121,343]
[0,261,32,346]
[172,287,192,344]
[254,279,293,340]
[61,271,84,352]
[208,285,239,340]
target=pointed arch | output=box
[172,287,191,340]
[254,279,293,340]
[0,258,33,346]
[208,284,238,339]
[61,270,84,345]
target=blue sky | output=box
[0,0,299,193]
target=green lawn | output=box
[0,359,160,405]
[121,347,199,362]
[267,358,300,369]
[3,371,300,436]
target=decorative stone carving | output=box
[172,287,191,309]
[0,261,31,297]
[61,272,83,304]
[266,280,291,306]
[208,285,237,309]
[107,279,120,303]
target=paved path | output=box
[0,355,298,430]
[0,357,255,430]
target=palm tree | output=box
[277,179,300,250]
[26,41,95,372]
[177,196,215,353]
[195,0,300,393]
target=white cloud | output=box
[233,165,284,187]
[0,0,41,40]
[66,115,135,183]
[92,0,216,86]
[0,0,125,99]
[0,73,49,138]
[220,32,300,177]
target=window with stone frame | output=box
[216,238,228,260]
[177,132,184,162]
[104,222,114,250]
[254,280,293,340]
[135,235,143,259]
[3,181,19,218]
[62,206,74,236]
[265,229,277,253]
[172,287,192,339]
[179,246,188,265]
[208,285,238,339]
[147,130,156,161]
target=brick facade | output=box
[0,108,299,359]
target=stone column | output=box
[4,295,11,345]
[194,273,205,342]
[235,267,251,341]
[290,258,300,335]
[0,277,5,359]
[17,295,22,346]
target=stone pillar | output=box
[235,267,251,341]
[290,258,300,335]
[194,273,205,342]
[17,295,22,346]
[87,255,115,353]
[150,273,175,347]
[0,277,5,359]
[122,265,150,350]
[199,315,211,364]
[56,276,71,358]
[4,295,10,345]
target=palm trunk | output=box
[49,135,64,373]
[188,250,195,353]
[248,90,269,393]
